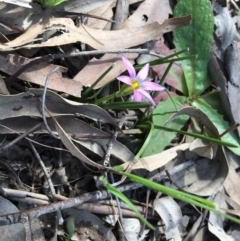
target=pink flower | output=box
[117,55,165,106]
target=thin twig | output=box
[0,123,68,152]
[1,187,50,201]
[103,117,126,233]
[0,123,43,152]
[0,189,110,226]
[41,67,60,140]
[28,141,63,224]
[51,48,164,60]
[5,49,163,86]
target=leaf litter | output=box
[0,0,240,240]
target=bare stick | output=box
[5,49,163,86]
[0,123,43,152]
[41,66,60,140]
[0,190,109,226]
[28,141,63,224]
[112,0,129,30]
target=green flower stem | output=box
[153,125,238,148]
[99,101,150,109]
[158,55,197,64]
[159,48,190,62]
[82,63,115,98]
[135,49,189,70]
[135,121,154,159]
[93,85,133,105]
[135,52,196,70]
[93,92,118,104]
[86,80,115,100]
[159,61,174,85]
[165,89,178,111]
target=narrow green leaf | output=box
[192,99,240,155]
[99,101,150,109]
[116,171,216,208]
[41,0,67,7]
[101,177,154,230]
[66,216,75,239]
[142,96,188,156]
[111,170,240,225]
[173,0,214,96]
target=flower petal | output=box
[134,90,142,102]
[136,63,149,81]
[121,55,136,78]
[116,75,132,85]
[141,81,165,91]
[138,89,156,106]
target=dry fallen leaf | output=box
[0,16,191,51]
[0,116,134,163]
[121,143,190,171]
[224,150,240,205]
[121,0,171,29]
[73,53,138,89]
[0,54,84,97]
[168,147,229,196]
[0,89,118,126]
[225,42,240,136]
[51,113,106,169]
[0,0,32,8]
[189,138,218,159]
[213,0,240,50]
[87,1,114,29]
[208,190,235,241]
[153,197,183,241]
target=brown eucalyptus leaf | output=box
[0,0,32,8]
[0,2,42,34]
[213,1,240,50]
[55,0,115,13]
[0,0,115,34]
[0,75,9,95]
[167,106,219,136]
[73,53,138,89]
[224,42,240,136]
[208,191,235,241]
[223,150,240,205]
[121,143,190,171]
[121,0,171,29]
[0,54,84,97]
[121,219,145,241]
[217,192,240,217]
[0,116,134,163]
[87,1,114,29]
[189,138,218,159]
[0,16,191,51]
[52,114,105,169]
[167,147,228,196]
[0,196,26,240]
[153,197,182,241]
[208,53,234,123]
[75,0,159,89]
[0,89,118,128]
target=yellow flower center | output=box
[131,79,140,89]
